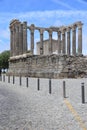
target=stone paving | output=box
[0,75,87,130]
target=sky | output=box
[0,0,87,54]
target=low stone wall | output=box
[7,54,87,78]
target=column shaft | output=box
[40,33,43,55]
[72,26,76,55]
[30,31,34,54]
[15,25,19,55]
[23,22,27,54]
[78,25,82,55]
[58,31,61,54]
[62,30,66,54]
[10,28,13,56]
[30,24,35,55]
[49,30,52,54]
[13,26,16,56]
[19,24,23,55]
[40,29,44,55]
[67,28,71,55]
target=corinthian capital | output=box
[66,27,71,32]
[48,29,53,35]
[39,29,44,34]
[61,27,66,34]
[72,25,76,31]
[29,24,35,33]
[77,23,83,29]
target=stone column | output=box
[30,24,35,54]
[48,29,52,54]
[10,27,13,57]
[67,27,71,55]
[19,23,23,55]
[15,25,19,55]
[61,28,66,54]
[57,31,61,54]
[39,29,44,55]
[23,22,27,54]
[13,25,16,56]
[72,25,76,55]
[78,23,83,55]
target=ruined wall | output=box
[37,39,59,55]
[7,54,87,78]
[8,20,85,79]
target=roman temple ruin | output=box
[10,19,83,56]
[8,19,87,78]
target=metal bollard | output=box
[63,81,66,98]
[81,83,85,104]
[26,77,28,87]
[8,75,10,83]
[0,75,2,81]
[3,75,5,82]
[13,75,15,84]
[49,79,52,94]
[20,76,22,86]
[37,78,40,90]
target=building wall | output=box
[37,39,58,55]
[7,54,86,78]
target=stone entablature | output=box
[10,19,83,57]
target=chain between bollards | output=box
[81,83,85,104]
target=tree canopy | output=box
[0,50,10,71]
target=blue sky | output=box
[0,0,87,54]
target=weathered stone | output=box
[10,19,83,56]
[72,25,76,55]
[67,27,71,55]
[7,54,87,79]
[8,20,84,79]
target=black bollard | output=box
[13,75,15,84]
[26,77,28,87]
[37,78,40,90]
[0,75,2,81]
[20,76,22,86]
[63,81,66,98]
[8,75,10,83]
[81,83,85,104]
[3,75,5,82]
[49,79,52,94]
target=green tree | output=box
[0,54,2,69]
[0,50,10,72]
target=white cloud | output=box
[82,34,87,54]
[0,39,10,53]
[78,0,87,4]
[51,0,76,10]
[0,28,10,39]
[0,10,87,25]
[53,20,64,26]
[0,10,87,54]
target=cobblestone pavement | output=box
[0,76,87,130]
